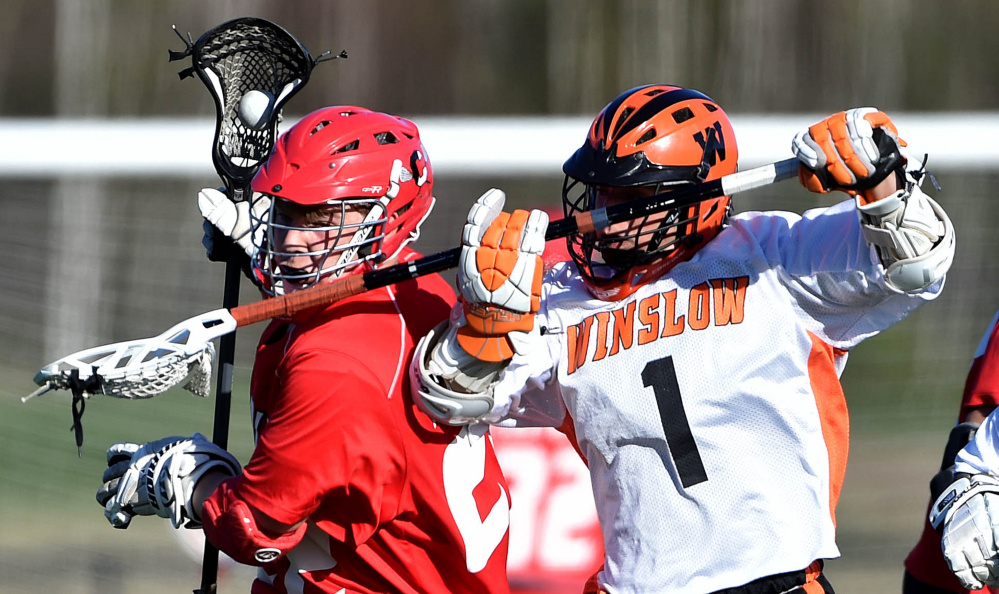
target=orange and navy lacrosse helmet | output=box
[562,85,739,300]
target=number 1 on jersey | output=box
[642,356,708,488]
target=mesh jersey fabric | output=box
[491,199,944,594]
[208,248,511,594]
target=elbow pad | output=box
[930,421,982,504]
[202,480,307,566]
[857,177,955,292]
[410,320,503,425]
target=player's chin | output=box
[273,271,315,295]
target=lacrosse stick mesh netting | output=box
[34,340,217,400]
[200,20,314,175]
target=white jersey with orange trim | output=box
[490,198,944,594]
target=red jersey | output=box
[960,309,999,419]
[216,249,511,593]
[491,426,603,593]
[905,308,999,593]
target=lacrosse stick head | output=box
[171,17,320,201]
[26,309,237,402]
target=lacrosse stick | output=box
[168,17,337,594]
[27,157,799,405]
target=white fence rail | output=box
[1,113,996,177]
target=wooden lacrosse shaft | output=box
[230,157,800,327]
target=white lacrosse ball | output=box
[237,89,275,131]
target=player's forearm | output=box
[857,167,900,204]
[195,470,305,538]
[412,320,506,425]
[855,168,954,292]
[955,411,999,477]
[193,469,234,523]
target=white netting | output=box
[33,341,216,400]
[28,309,235,401]
[103,342,216,399]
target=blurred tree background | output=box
[2,0,997,117]
[0,1,997,592]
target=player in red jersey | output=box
[904,309,999,594]
[95,106,511,594]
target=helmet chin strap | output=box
[326,198,389,277]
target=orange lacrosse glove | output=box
[792,107,908,203]
[455,189,548,363]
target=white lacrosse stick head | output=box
[26,309,238,402]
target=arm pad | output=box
[410,320,504,425]
[201,479,308,566]
[930,422,982,504]
[857,172,955,292]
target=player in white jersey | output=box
[410,85,956,593]
[904,309,999,594]
[927,312,999,592]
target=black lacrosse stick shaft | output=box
[196,260,241,594]
[360,177,726,291]
[172,16,327,594]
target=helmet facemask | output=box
[562,177,718,287]
[250,193,389,296]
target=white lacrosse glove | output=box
[792,107,907,199]
[411,319,505,425]
[930,474,999,590]
[198,187,271,260]
[96,433,240,530]
[454,188,548,363]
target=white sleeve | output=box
[956,411,999,477]
[487,304,567,428]
[731,198,944,348]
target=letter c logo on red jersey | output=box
[255,547,282,563]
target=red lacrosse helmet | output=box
[248,106,434,295]
[562,84,739,300]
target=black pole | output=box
[195,259,240,594]
[360,176,726,292]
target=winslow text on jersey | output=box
[566,276,749,374]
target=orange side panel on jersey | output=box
[800,560,825,593]
[806,332,850,527]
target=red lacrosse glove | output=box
[455,189,548,363]
[792,107,908,203]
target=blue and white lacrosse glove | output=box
[929,473,999,590]
[96,433,240,530]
